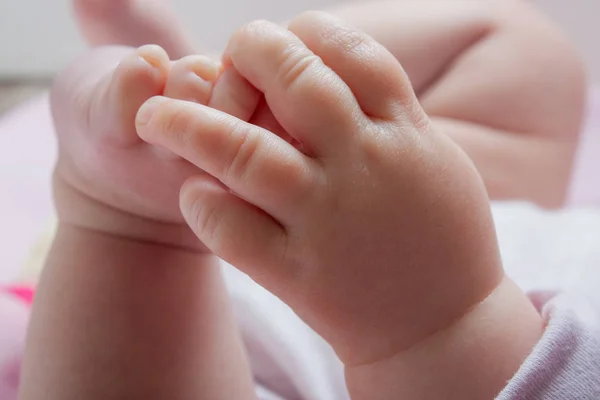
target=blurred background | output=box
[0,0,599,105]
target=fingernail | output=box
[136,96,165,126]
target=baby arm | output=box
[19,46,255,400]
[346,278,543,399]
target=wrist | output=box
[53,172,206,252]
[345,276,543,399]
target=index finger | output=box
[136,96,320,224]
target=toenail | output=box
[140,53,165,69]
[136,97,165,126]
[190,58,221,82]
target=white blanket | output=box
[494,203,600,297]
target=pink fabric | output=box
[0,292,29,400]
[0,94,56,283]
[1,286,35,306]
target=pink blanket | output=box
[0,95,55,283]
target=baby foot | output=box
[52,45,218,248]
[165,55,292,144]
[73,0,195,58]
[136,13,504,364]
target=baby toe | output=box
[92,44,170,144]
[208,66,261,123]
[164,55,220,104]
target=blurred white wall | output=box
[0,0,599,83]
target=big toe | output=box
[84,45,170,144]
[163,55,220,105]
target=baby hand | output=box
[136,13,504,365]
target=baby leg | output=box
[21,46,255,399]
[327,0,586,207]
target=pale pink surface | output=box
[0,94,56,283]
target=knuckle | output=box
[321,23,368,55]
[224,122,260,182]
[199,204,222,246]
[285,157,315,193]
[156,102,192,142]
[277,47,322,92]
[187,193,222,245]
[276,157,320,212]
